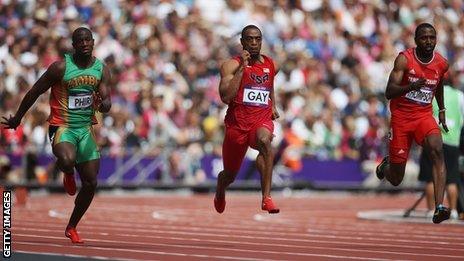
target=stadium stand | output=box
[1,0,463,191]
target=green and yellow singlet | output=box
[48,54,103,127]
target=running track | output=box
[10,191,464,260]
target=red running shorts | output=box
[389,114,440,164]
[222,120,274,173]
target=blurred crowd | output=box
[1,0,464,184]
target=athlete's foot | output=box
[65,226,84,243]
[63,173,76,196]
[375,156,389,180]
[432,205,450,224]
[262,196,280,214]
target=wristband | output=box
[439,108,446,112]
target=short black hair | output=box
[414,23,436,38]
[72,27,93,42]
[241,25,261,38]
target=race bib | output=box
[243,87,270,107]
[405,88,433,104]
[68,94,93,109]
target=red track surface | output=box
[10,192,464,260]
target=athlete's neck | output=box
[415,48,433,64]
[250,54,264,64]
[73,53,94,68]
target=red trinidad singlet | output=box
[224,55,276,131]
[390,48,448,117]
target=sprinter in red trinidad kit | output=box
[376,23,450,223]
[214,25,280,214]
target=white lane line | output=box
[14,235,401,261]
[16,213,464,243]
[14,250,137,261]
[15,241,264,261]
[13,227,464,256]
[43,206,464,235]
[14,219,464,246]
[132,209,464,234]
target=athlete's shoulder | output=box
[231,55,241,63]
[434,51,447,62]
[95,56,105,66]
[93,56,105,73]
[433,51,448,70]
[392,51,408,70]
[261,54,273,61]
[399,48,414,57]
[261,54,278,73]
[220,57,240,75]
[395,49,410,64]
[48,59,66,75]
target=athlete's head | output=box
[414,23,436,55]
[72,27,94,56]
[240,25,262,59]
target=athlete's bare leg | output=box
[255,127,279,213]
[425,182,435,211]
[52,142,76,175]
[214,170,238,213]
[423,134,450,223]
[384,162,406,186]
[67,159,99,228]
[255,127,273,198]
[423,134,446,207]
[215,170,238,199]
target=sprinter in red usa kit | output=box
[376,23,450,223]
[214,25,280,214]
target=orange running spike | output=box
[65,227,84,244]
[262,196,280,214]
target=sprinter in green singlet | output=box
[1,27,111,243]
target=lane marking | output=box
[13,227,464,256]
[14,236,399,261]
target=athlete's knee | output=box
[256,137,272,154]
[427,146,443,162]
[386,168,405,186]
[389,176,402,186]
[220,170,237,185]
[81,179,97,190]
[57,154,75,170]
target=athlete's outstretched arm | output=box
[435,63,449,132]
[1,61,64,129]
[96,65,112,113]
[385,54,425,100]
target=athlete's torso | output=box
[390,48,448,117]
[224,55,275,130]
[48,54,103,127]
